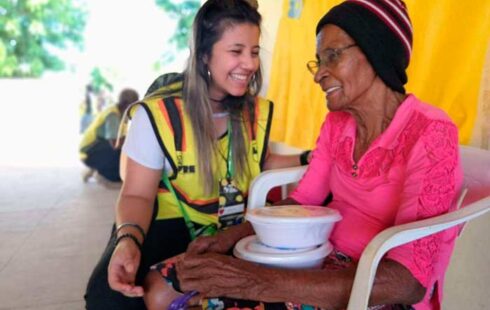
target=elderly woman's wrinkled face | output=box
[314,24,376,111]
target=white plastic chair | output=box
[246,145,490,309]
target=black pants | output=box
[83,139,121,182]
[84,218,196,310]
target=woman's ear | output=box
[202,54,209,65]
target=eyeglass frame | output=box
[306,43,357,75]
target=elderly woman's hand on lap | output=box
[187,222,255,255]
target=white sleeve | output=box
[122,107,169,170]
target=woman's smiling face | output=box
[314,24,377,112]
[205,22,260,100]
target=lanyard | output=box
[161,170,197,240]
[226,119,234,179]
[161,119,233,240]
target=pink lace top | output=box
[291,94,463,310]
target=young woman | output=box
[84,1,308,309]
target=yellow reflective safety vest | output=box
[79,105,122,160]
[129,90,273,226]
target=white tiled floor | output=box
[0,164,488,309]
[0,165,118,309]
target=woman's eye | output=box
[230,50,241,55]
[327,51,339,63]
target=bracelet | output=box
[115,233,143,251]
[116,222,146,241]
[299,150,311,166]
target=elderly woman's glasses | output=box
[306,44,357,75]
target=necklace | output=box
[212,111,229,118]
[209,96,228,118]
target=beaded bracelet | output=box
[115,233,143,251]
[300,150,311,166]
[116,222,146,241]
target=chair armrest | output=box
[347,196,490,310]
[247,166,307,210]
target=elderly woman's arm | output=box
[176,253,424,309]
[382,120,462,305]
[262,148,312,170]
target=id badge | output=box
[218,178,245,229]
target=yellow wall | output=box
[471,42,490,149]
[261,0,490,149]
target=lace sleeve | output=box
[386,120,462,288]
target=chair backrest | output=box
[459,145,490,206]
[455,145,490,234]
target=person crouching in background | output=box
[79,88,139,186]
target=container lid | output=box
[234,235,333,265]
[246,205,342,224]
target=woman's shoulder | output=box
[406,94,455,125]
[394,94,458,146]
[407,95,459,142]
[130,92,183,117]
[253,97,274,118]
[145,72,183,96]
[400,95,459,158]
[136,72,184,112]
[256,96,274,107]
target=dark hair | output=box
[118,88,139,110]
[183,0,263,193]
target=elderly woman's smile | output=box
[326,86,341,96]
[325,85,342,105]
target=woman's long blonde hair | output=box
[183,0,263,194]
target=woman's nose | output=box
[314,66,329,84]
[241,53,258,71]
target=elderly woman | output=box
[170,1,463,309]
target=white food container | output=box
[245,205,342,248]
[234,235,333,269]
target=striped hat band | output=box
[349,0,412,58]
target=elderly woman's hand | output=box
[176,252,272,301]
[186,235,228,255]
[186,222,255,255]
